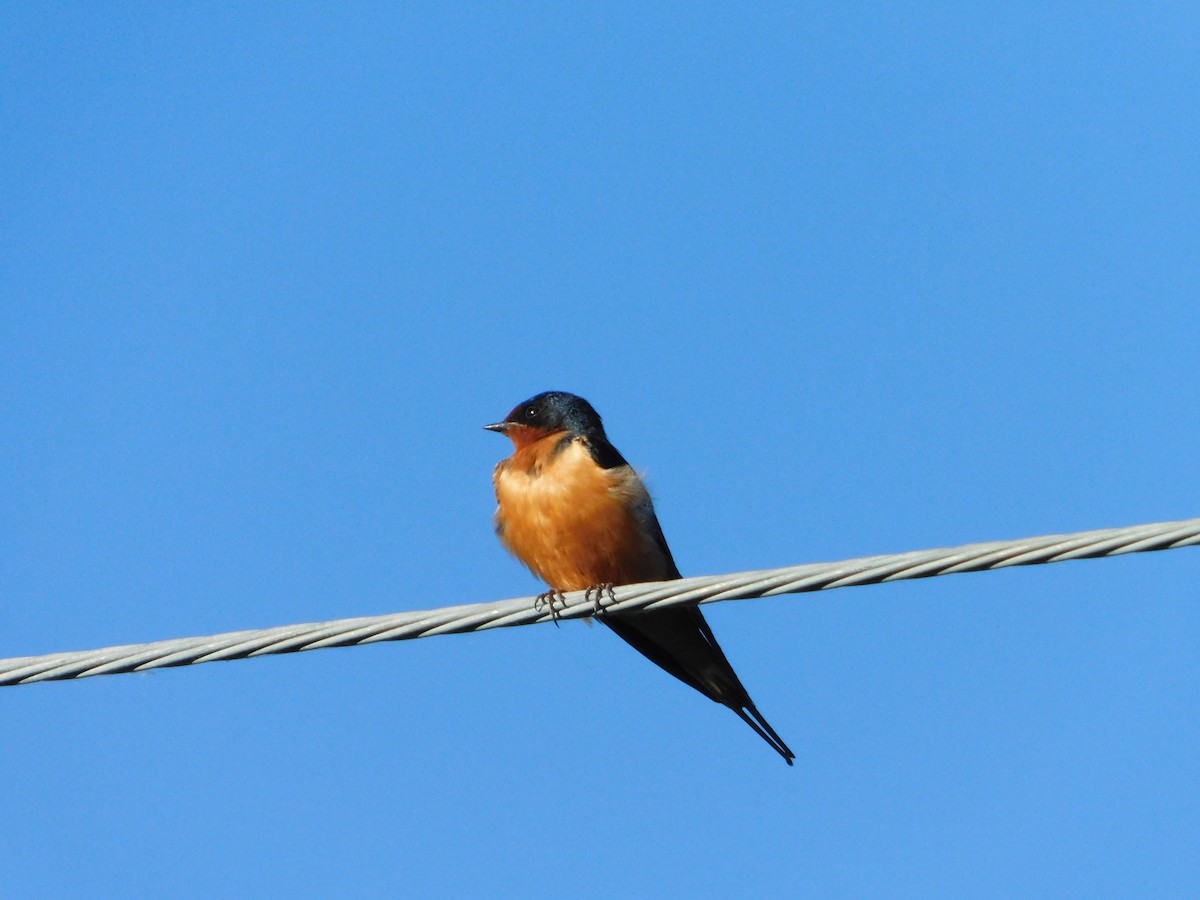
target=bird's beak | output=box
[483,421,510,434]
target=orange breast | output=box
[493,435,670,591]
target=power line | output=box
[2,516,1196,687]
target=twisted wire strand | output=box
[2,516,1196,687]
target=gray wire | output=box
[2,516,1196,686]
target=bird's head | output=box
[484,391,605,449]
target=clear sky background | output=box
[3,4,1197,897]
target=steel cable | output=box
[2,516,1196,686]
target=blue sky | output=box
[3,4,1197,897]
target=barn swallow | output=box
[486,391,794,765]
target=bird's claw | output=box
[534,589,568,626]
[585,583,617,615]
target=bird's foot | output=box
[534,589,568,626]
[585,583,617,615]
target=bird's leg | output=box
[534,588,567,626]
[585,583,617,615]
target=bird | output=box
[485,390,794,765]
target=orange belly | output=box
[493,436,670,591]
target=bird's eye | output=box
[524,406,538,419]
